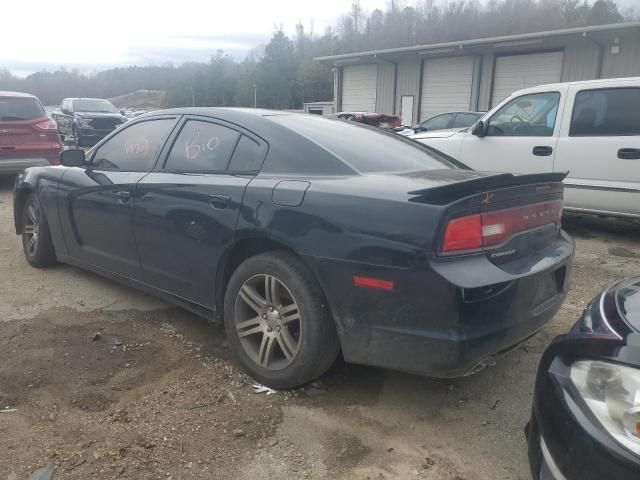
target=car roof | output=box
[0,90,38,99]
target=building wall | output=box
[561,37,600,82]
[395,60,421,123]
[375,61,396,114]
[338,28,640,118]
[477,53,495,111]
[602,30,640,78]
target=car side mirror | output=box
[471,120,486,137]
[61,108,70,115]
[60,149,86,167]
[120,109,126,115]
[414,126,426,133]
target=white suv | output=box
[412,77,640,218]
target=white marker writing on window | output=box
[186,131,219,160]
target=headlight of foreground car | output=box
[78,118,93,128]
[571,360,640,455]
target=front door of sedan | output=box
[133,117,267,307]
[58,117,178,278]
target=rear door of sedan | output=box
[133,115,267,307]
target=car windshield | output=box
[270,114,454,173]
[0,97,45,121]
[73,99,118,113]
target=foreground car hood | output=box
[617,277,640,331]
[408,128,465,140]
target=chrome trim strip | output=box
[564,182,640,194]
[600,289,623,340]
[540,437,568,480]
[563,207,640,219]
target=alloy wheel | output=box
[234,274,302,370]
[23,200,40,257]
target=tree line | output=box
[0,0,632,109]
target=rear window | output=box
[270,114,453,173]
[0,97,45,121]
[570,88,640,136]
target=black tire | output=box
[224,251,340,389]
[21,193,57,268]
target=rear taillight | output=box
[33,118,58,131]
[441,199,562,253]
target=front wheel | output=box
[21,193,57,268]
[224,251,340,389]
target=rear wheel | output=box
[21,193,56,268]
[224,251,340,389]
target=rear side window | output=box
[270,114,453,173]
[0,97,45,121]
[228,135,266,172]
[92,119,175,171]
[570,88,640,136]
[165,120,240,172]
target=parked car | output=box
[528,277,640,479]
[328,111,401,129]
[53,98,127,147]
[411,77,640,219]
[13,108,574,389]
[0,91,62,175]
[396,111,484,136]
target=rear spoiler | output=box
[408,171,568,201]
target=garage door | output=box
[491,51,564,107]
[341,64,377,112]
[420,56,474,120]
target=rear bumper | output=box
[0,157,51,174]
[306,231,574,378]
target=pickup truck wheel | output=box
[21,193,57,268]
[224,251,340,389]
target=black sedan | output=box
[527,277,640,479]
[13,108,574,389]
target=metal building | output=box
[315,22,640,126]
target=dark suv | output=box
[53,98,127,147]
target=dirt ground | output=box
[1,174,639,480]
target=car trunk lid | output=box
[405,170,567,263]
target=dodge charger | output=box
[13,108,574,388]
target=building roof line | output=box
[315,21,640,63]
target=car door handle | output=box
[208,194,230,209]
[115,191,131,203]
[618,148,640,160]
[533,146,553,157]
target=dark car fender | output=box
[13,167,68,255]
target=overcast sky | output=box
[2,0,637,77]
[1,0,386,76]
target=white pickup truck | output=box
[411,77,640,218]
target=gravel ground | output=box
[1,174,639,480]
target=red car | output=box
[0,91,62,175]
[328,112,401,130]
